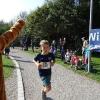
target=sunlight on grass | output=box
[3,55,14,78]
[57,56,100,83]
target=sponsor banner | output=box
[89,29,100,52]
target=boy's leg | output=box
[42,84,51,100]
[43,84,51,93]
[42,75,51,93]
[42,88,46,100]
[41,75,51,99]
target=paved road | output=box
[7,48,100,100]
[5,70,17,100]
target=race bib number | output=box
[42,62,51,69]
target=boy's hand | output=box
[50,60,54,66]
[36,62,43,69]
[33,60,43,69]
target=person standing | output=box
[4,46,10,58]
[81,37,88,65]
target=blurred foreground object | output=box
[0,19,25,100]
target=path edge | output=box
[9,56,25,100]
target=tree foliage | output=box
[24,0,100,49]
[0,21,10,35]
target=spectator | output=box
[64,49,71,63]
[81,37,88,65]
[50,45,56,56]
[61,46,65,60]
[5,47,10,57]
[70,52,80,70]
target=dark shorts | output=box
[40,75,51,86]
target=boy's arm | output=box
[33,59,42,69]
[50,60,55,66]
[33,59,39,66]
[50,53,55,66]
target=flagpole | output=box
[88,0,93,72]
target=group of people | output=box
[49,37,90,70]
[65,37,89,70]
[33,38,89,100]
[64,49,82,69]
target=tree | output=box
[0,21,10,35]
[24,0,99,49]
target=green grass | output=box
[25,48,100,83]
[3,55,15,78]
[56,57,100,82]
[24,48,40,56]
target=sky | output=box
[0,0,45,22]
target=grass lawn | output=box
[56,57,100,82]
[25,48,100,83]
[3,55,15,78]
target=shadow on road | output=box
[46,97,53,100]
[9,55,33,63]
[15,59,33,63]
[3,65,24,70]
[10,55,22,58]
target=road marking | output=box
[9,56,25,100]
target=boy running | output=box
[33,40,55,100]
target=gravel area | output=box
[6,48,100,100]
[5,69,17,100]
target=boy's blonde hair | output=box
[40,40,49,46]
